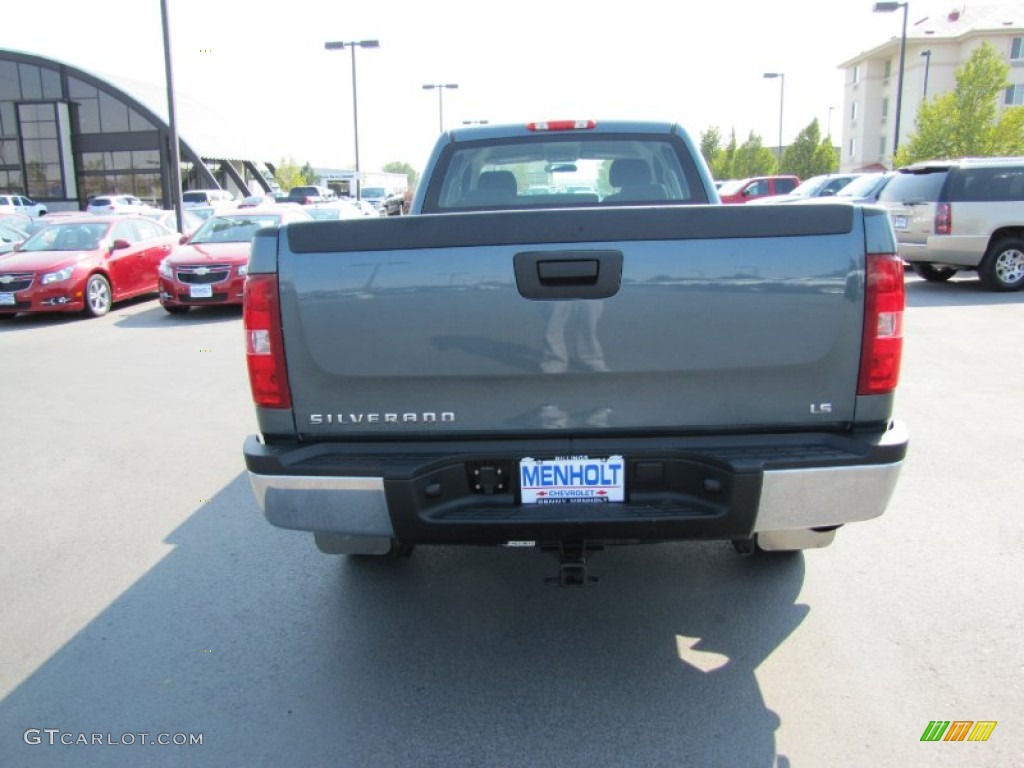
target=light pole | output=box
[763,72,785,168]
[873,1,908,163]
[827,105,835,138]
[159,0,184,234]
[921,49,932,99]
[422,83,458,133]
[325,39,380,200]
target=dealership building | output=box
[0,49,278,212]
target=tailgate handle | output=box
[514,250,623,300]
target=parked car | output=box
[158,207,313,314]
[0,220,30,254]
[380,191,407,216]
[380,190,415,216]
[0,215,178,318]
[140,208,204,238]
[182,189,236,208]
[286,186,336,205]
[746,173,862,204]
[0,194,47,218]
[717,175,801,204]
[358,186,388,210]
[86,195,151,215]
[352,199,377,216]
[0,211,33,231]
[306,200,365,221]
[876,157,1024,290]
[19,211,86,237]
[238,194,278,208]
[808,171,896,205]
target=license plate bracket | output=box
[519,455,625,504]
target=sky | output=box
[1,0,961,173]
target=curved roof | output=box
[0,48,273,163]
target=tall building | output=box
[839,3,1023,171]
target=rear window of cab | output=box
[424,134,710,212]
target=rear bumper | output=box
[898,235,988,268]
[245,422,908,544]
[158,276,244,306]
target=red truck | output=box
[717,175,800,204]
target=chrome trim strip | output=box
[754,461,903,532]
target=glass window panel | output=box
[131,149,160,169]
[133,174,162,205]
[20,121,40,140]
[112,151,131,169]
[35,121,58,140]
[98,91,130,132]
[128,108,153,132]
[0,139,20,166]
[81,174,112,199]
[18,65,43,99]
[41,67,62,99]
[0,62,20,100]
[0,170,23,191]
[0,102,15,137]
[68,77,97,99]
[75,97,100,133]
[24,139,60,164]
[80,152,106,171]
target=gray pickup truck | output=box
[242,120,908,584]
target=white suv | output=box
[876,157,1024,291]
[182,189,236,208]
[85,195,152,215]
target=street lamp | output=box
[422,83,458,133]
[159,0,184,235]
[873,1,908,163]
[921,49,932,99]
[462,119,489,125]
[763,72,785,168]
[325,39,380,200]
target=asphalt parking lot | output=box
[0,275,1021,767]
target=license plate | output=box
[0,292,14,306]
[892,215,908,230]
[520,455,625,504]
[189,284,213,298]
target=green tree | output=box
[383,161,420,190]
[731,132,776,177]
[895,41,1024,165]
[781,119,838,178]
[699,127,724,174]
[300,161,317,186]
[273,157,305,192]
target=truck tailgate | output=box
[275,205,866,437]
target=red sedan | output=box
[158,207,311,314]
[0,215,177,318]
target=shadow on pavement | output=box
[0,474,806,768]
[114,303,241,329]
[904,274,1024,307]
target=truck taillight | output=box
[527,120,597,131]
[935,202,951,235]
[858,253,905,396]
[244,275,292,409]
